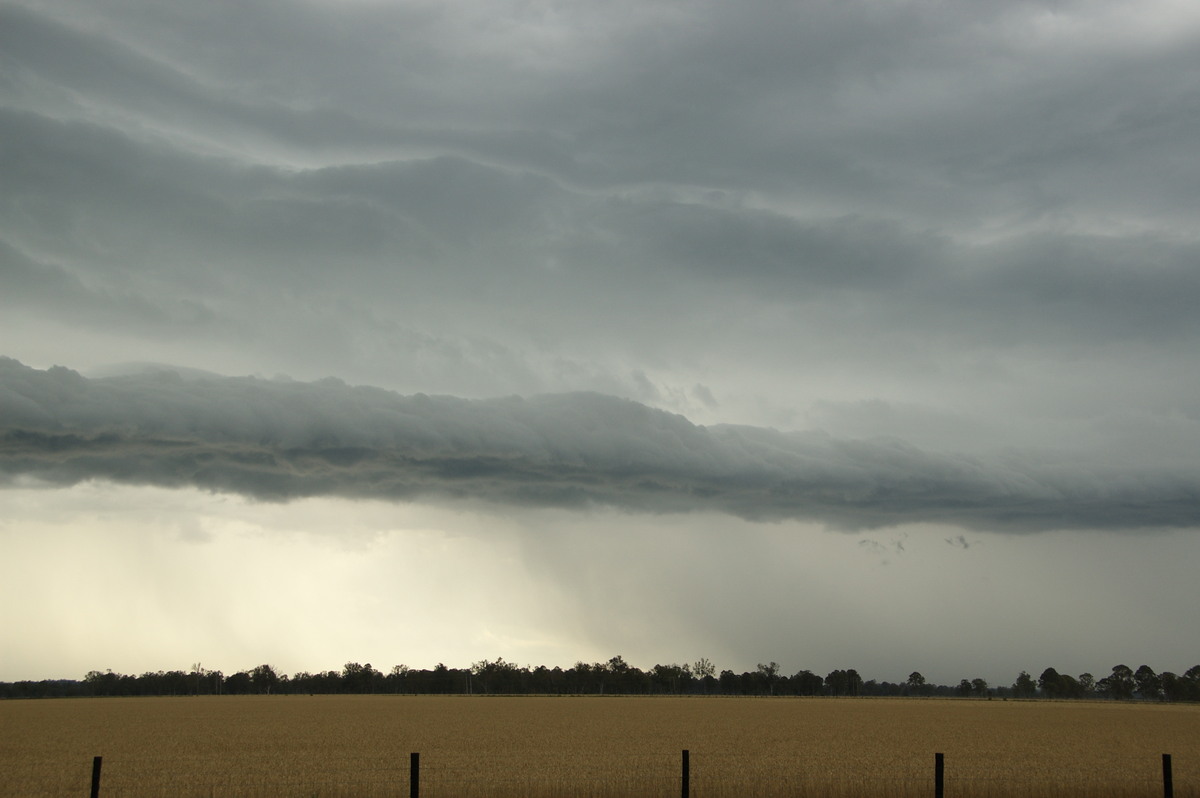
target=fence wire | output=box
[3,751,1187,797]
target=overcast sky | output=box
[2,0,1199,686]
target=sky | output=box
[1,0,1199,686]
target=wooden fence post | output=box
[410,752,419,798]
[934,752,944,798]
[681,749,690,798]
[90,756,102,798]
[1163,754,1173,798]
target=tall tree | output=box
[845,669,863,697]
[792,669,824,696]
[250,664,279,695]
[1100,664,1136,699]
[1133,665,1161,700]
[692,658,716,694]
[1182,666,1200,701]
[906,671,927,696]
[387,664,410,694]
[1038,667,1062,698]
[826,670,850,696]
[1012,671,1037,698]
[757,662,781,696]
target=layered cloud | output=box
[3,358,1197,533]
[4,0,1200,433]
[3,1,1200,525]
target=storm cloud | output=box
[4,0,1200,425]
[4,0,1200,683]
[4,358,1196,532]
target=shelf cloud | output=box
[4,358,1196,533]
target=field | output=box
[2,695,1196,797]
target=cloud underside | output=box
[2,359,1195,533]
[3,1,1200,441]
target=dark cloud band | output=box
[3,358,1196,532]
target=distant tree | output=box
[570,661,594,693]
[1134,665,1161,700]
[1012,671,1037,698]
[604,655,636,694]
[650,663,688,694]
[1038,667,1062,698]
[757,662,781,695]
[906,671,927,696]
[845,669,863,696]
[792,669,824,696]
[2,678,88,699]
[1178,666,1200,701]
[226,671,252,694]
[528,664,564,694]
[208,669,224,695]
[823,669,862,697]
[342,662,383,693]
[1098,664,1135,700]
[191,663,204,696]
[1078,673,1095,694]
[430,663,455,694]
[719,669,739,694]
[693,658,716,694]
[826,670,849,696]
[1059,674,1084,699]
[30,656,1200,701]
[472,658,527,694]
[1159,672,1183,702]
[606,656,647,694]
[387,664,410,694]
[250,664,279,695]
[84,670,121,697]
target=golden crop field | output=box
[2,695,1196,797]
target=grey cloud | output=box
[0,4,417,159]
[0,238,217,331]
[0,106,560,280]
[4,0,1200,444]
[966,234,1200,343]
[6,93,1200,422]
[18,0,1196,210]
[3,358,1198,533]
[597,195,1200,350]
[603,200,943,290]
[691,385,718,410]
[0,2,596,176]
[5,0,1200,695]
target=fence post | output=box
[90,756,102,798]
[410,752,419,798]
[934,752,943,798]
[681,749,690,798]
[1163,754,1173,798]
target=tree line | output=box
[3,658,1198,701]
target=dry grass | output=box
[2,695,1195,797]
